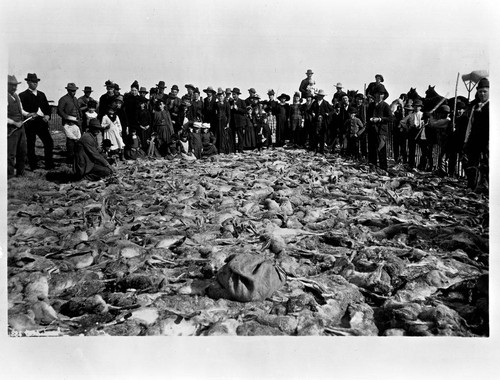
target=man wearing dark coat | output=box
[19,73,54,170]
[124,80,141,136]
[463,77,489,191]
[366,74,389,100]
[275,93,290,147]
[245,88,257,107]
[203,86,216,125]
[74,118,114,181]
[229,88,247,153]
[166,84,182,132]
[187,87,204,122]
[98,80,116,120]
[332,83,347,105]
[366,85,393,170]
[58,82,83,133]
[299,69,314,98]
[310,89,332,154]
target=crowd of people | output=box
[7,70,489,192]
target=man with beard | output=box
[19,73,54,170]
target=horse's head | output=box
[425,85,440,99]
[346,90,358,102]
[407,87,421,100]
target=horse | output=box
[346,89,359,104]
[406,87,423,102]
[424,85,448,113]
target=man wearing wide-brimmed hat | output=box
[203,86,216,127]
[229,88,247,153]
[463,77,489,191]
[7,74,34,177]
[332,82,347,104]
[58,82,83,132]
[245,87,257,107]
[366,74,389,100]
[299,69,314,98]
[310,89,332,154]
[366,85,393,171]
[19,73,55,170]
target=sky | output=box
[2,0,495,103]
[1,0,500,378]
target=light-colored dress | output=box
[101,114,125,150]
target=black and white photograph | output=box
[1,0,498,378]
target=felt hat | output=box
[438,105,451,113]
[412,99,423,107]
[231,87,241,95]
[83,86,93,92]
[277,93,290,101]
[348,106,357,114]
[66,115,78,122]
[248,87,256,94]
[335,82,343,88]
[203,86,216,94]
[114,83,121,90]
[306,69,314,75]
[477,77,489,89]
[225,88,232,94]
[375,74,384,82]
[157,81,166,88]
[8,75,21,84]
[66,83,79,91]
[171,84,179,91]
[185,84,195,90]
[193,87,200,94]
[267,89,275,95]
[25,73,40,82]
[315,89,327,97]
[104,80,114,88]
[216,88,224,95]
[251,93,261,100]
[456,101,466,110]
[88,118,101,130]
[131,80,139,90]
[139,87,148,93]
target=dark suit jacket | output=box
[367,101,393,136]
[19,89,51,117]
[203,96,216,123]
[229,98,247,129]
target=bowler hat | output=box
[225,88,232,94]
[203,86,216,94]
[25,73,40,82]
[8,75,21,85]
[315,89,327,97]
[66,83,79,91]
[267,89,275,95]
[251,93,261,100]
[413,99,423,107]
[139,87,148,93]
[375,74,384,82]
[306,69,314,75]
[171,84,179,91]
[83,86,93,92]
[277,93,290,101]
[157,81,166,88]
[88,118,101,130]
[248,88,256,94]
[477,77,489,89]
[185,84,195,90]
[335,82,343,88]
[231,87,241,95]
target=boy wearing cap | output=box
[19,73,55,170]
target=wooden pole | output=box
[452,72,459,130]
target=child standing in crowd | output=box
[345,106,365,159]
[62,115,81,164]
[124,129,145,160]
[201,123,217,157]
[152,99,175,156]
[85,100,98,131]
[101,107,125,160]
[289,92,303,147]
[191,122,203,159]
[177,131,196,161]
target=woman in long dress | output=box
[214,90,233,154]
